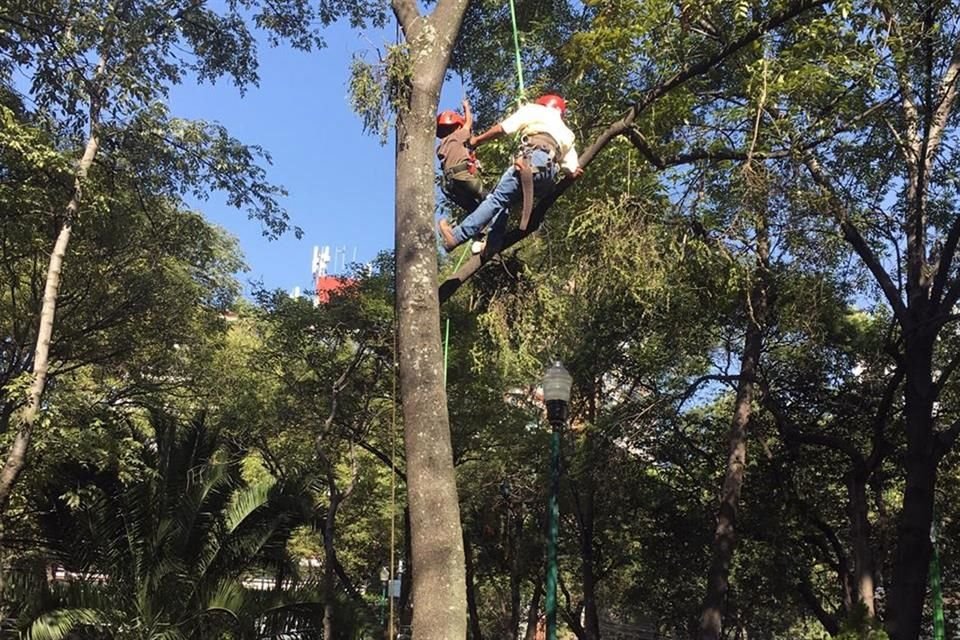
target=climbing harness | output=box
[514,132,561,231]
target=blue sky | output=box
[167,22,399,294]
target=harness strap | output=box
[514,132,561,231]
[516,155,534,231]
[444,161,472,177]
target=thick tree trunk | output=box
[0,131,99,516]
[390,0,469,636]
[886,333,937,640]
[699,216,768,640]
[395,81,466,638]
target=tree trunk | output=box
[846,470,876,617]
[509,510,523,639]
[323,491,343,640]
[464,532,483,640]
[524,584,543,640]
[699,215,768,640]
[579,486,599,640]
[574,428,600,640]
[886,333,937,640]
[0,131,99,516]
[395,84,466,639]
[390,0,469,636]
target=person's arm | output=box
[462,99,473,133]
[469,123,505,149]
[560,147,583,178]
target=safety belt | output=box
[514,133,560,231]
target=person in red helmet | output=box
[436,99,486,214]
[437,93,583,255]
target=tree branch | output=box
[762,388,864,465]
[803,155,909,327]
[390,0,420,36]
[438,0,829,303]
[865,365,903,472]
[936,416,960,461]
[931,213,960,308]
[923,12,960,164]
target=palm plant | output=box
[11,413,323,640]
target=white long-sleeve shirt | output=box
[500,103,580,175]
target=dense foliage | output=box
[1,0,958,639]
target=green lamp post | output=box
[543,361,572,640]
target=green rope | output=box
[443,245,471,385]
[931,518,946,640]
[507,0,526,106]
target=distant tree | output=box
[0,0,319,515]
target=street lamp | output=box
[379,566,390,629]
[542,361,572,640]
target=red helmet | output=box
[536,94,567,114]
[436,110,465,136]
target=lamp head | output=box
[542,361,572,403]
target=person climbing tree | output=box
[436,99,486,213]
[437,93,583,256]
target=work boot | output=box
[437,218,458,251]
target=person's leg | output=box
[448,175,485,213]
[480,151,558,254]
[451,164,521,245]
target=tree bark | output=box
[389,0,469,636]
[886,331,937,640]
[0,129,100,516]
[323,489,344,640]
[574,387,600,640]
[464,532,483,640]
[699,212,768,640]
[509,509,523,639]
[524,583,543,640]
[846,470,876,617]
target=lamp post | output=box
[542,361,572,640]
[379,566,390,631]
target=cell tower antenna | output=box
[313,245,331,279]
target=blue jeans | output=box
[452,149,558,247]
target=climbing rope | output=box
[507,0,526,105]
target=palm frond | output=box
[25,608,107,640]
